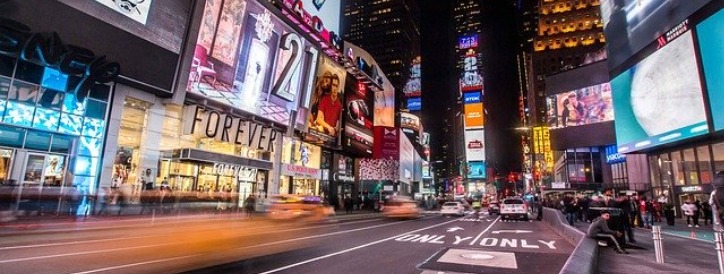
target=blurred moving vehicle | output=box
[266,195,335,222]
[440,201,465,216]
[500,197,529,221]
[382,197,422,219]
[488,201,500,215]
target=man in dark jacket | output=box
[587,210,628,254]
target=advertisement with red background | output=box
[373,126,399,160]
[343,76,374,155]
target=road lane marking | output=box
[491,230,532,234]
[0,244,173,264]
[453,236,472,245]
[68,255,201,274]
[258,218,462,274]
[469,215,500,245]
[446,227,464,232]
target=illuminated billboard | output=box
[467,161,486,179]
[463,91,481,104]
[403,56,421,97]
[460,48,483,92]
[187,0,319,127]
[546,83,614,128]
[306,56,348,146]
[400,112,422,134]
[343,78,374,155]
[600,0,710,70]
[464,129,485,162]
[464,103,484,129]
[458,35,479,50]
[407,97,421,111]
[611,32,708,153]
[95,0,152,25]
[697,9,724,131]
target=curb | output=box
[540,207,598,274]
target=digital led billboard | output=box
[306,56,348,146]
[600,0,711,70]
[467,161,486,179]
[403,56,422,97]
[464,129,485,162]
[697,8,724,132]
[460,49,483,92]
[187,1,318,127]
[407,97,421,111]
[463,91,481,104]
[459,35,479,50]
[546,83,614,128]
[343,77,374,155]
[611,32,708,153]
[464,103,484,129]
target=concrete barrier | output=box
[541,207,598,274]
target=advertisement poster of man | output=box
[551,83,614,128]
[307,56,347,145]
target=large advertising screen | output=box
[403,56,422,97]
[697,9,724,132]
[187,0,315,127]
[374,87,395,127]
[467,161,486,179]
[546,83,614,128]
[407,97,421,111]
[306,56,347,146]
[464,103,484,129]
[400,112,421,134]
[601,0,711,70]
[611,31,708,153]
[465,129,486,162]
[460,49,484,92]
[459,34,479,50]
[295,0,341,37]
[343,77,374,154]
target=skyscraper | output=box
[342,0,421,111]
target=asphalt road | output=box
[187,213,575,274]
[0,212,574,274]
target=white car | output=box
[440,201,465,216]
[500,197,529,221]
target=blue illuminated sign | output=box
[605,145,626,164]
[463,91,481,104]
[407,97,421,111]
[467,161,486,179]
[458,35,479,50]
[41,67,68,91]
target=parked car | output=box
[488,201,500,215]
[500,197,529,221]
[440,201,465,216]
[383,197,422,219]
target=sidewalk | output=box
[571,219,719,274]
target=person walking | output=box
[702,200,712,226]
[693,200,702,228]
[243,194,256,218]
[96,187,110,216]
[562,194,577,226]
[681,200,697,227]
[618,196,636,243]
[639,196,653,229]
[344,195,353,214]
[587,210,628,254]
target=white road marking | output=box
[68,255,201,274]
[469,215,500,245]
[491,230,533,234]
[446,227,464,232]
[258,218,462,274]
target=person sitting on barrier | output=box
[587,210,629,254]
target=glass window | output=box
[0,75,10,100]
[650,156,661,188]
[0,55,15,77]
[37,88,64,110]
[3,101,35,127]
[89,84,111,102]
[13,60,43,84]
[85,99,107,120]
[62,93,86,116]
[32,107,61,131]
[24,130,51,151]
[9,80,39,104]
[0,125,25,148]
[659,153,673,188]
[59,114,83,135]
[697,146,713,184]
[50,134,73,154]
[713,142,724,174]
[682,148,697,185]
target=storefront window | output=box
[659,153,673,188]
[682,148,698,185]
[714,142,724,174]
[698,146,713,184]
[649,156,661,188]
[671,151,685,186]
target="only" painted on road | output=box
[394,234,557,249]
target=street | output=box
[188,212,574,274]
[0,212,574,274]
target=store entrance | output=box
[17,152,68,214]
[679,193,709,206]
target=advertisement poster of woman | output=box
[307,56,347,141]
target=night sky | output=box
[419,0,522,177]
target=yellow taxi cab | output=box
[266,195,335,222]
[382,196,422,219]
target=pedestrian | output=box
[628,195,640,228]
[563,194,577,226]
[702,201,712,226]
[587,210,628,254]
[536,198,543,221]
[693,200,702,227]
[243,194,256,218]
[617,196,636,243]
[96,187,110,216]
[580,196,590,223]
[639,196,653,229]
[681,200,697,227]
[344,195,353,214]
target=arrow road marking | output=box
[491,230,533,234]
[447,227,465,232]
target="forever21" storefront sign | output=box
[182,105,280,153]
